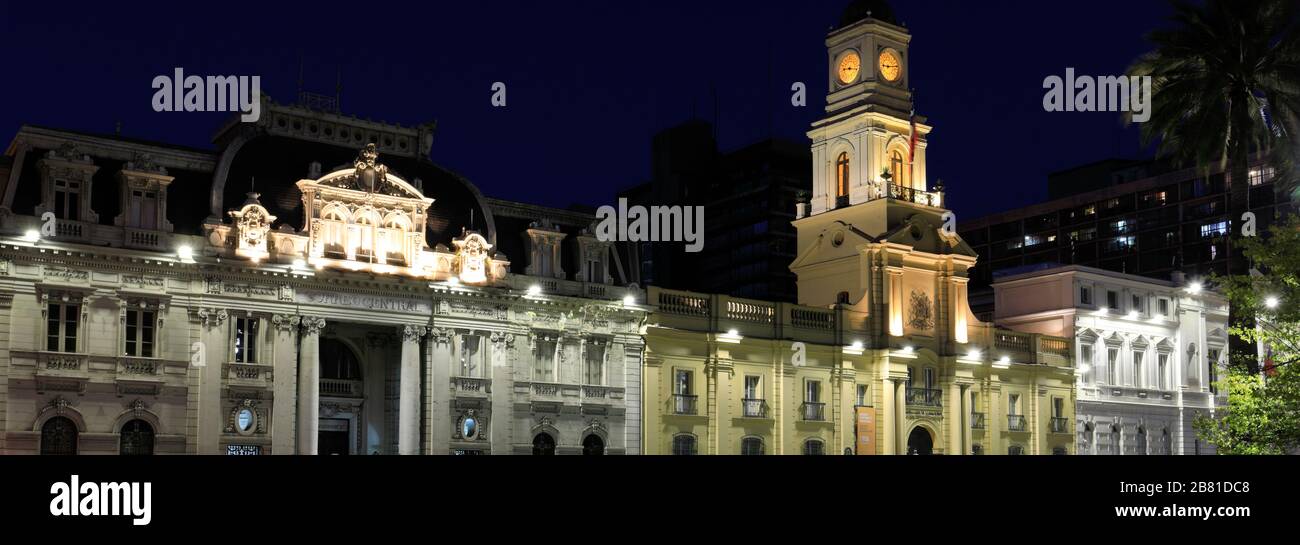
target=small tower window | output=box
[890,150,904,186]
[835,152,850,198]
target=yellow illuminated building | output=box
[642,2,1075,455]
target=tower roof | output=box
[839,0,897,28]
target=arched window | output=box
[1052,446,1068,455]
[835,152,850,199]
[319,338,362,381]
[119,419,154,455]
[889,150,904,186]
[740,437,764,456]
[532,433,556,455]
[672,434,696,456]
[40,416,78,455]
[1008,445,1024,455]
[582,434,605,456]
[802,439,825,456]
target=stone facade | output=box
[993,265,1229,454]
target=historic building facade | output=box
[0,100,644,455]
[992,266,1229,454]
[642,1,1076,455]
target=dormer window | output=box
[38,143,99,228]
[524,221,566,279]
[116,154,174,237]
[128,189,159,229]
[575,232,612,285]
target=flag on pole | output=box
[908,100,918,164]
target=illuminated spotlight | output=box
[851,340,864,350]
[966,349,981,360]
[446,276,461,287]
[623,294,636,306]
[1187,282,1203,295]
[718,329,743,344]
[999,356,1011,365]
[1265,296,1280,309]
[177,245,195,263]
[1077,364,1091,375]
[728,329,739,336]
[902,345,914,354]
[526,284,542,296]
[1127,311,1140,320]
[291,258,307,270]
[22,229,40,243]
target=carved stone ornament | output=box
[452,232,493,285]
[301,316,326,336]
[490,331,516,350]
[197,307,229,328]
[429,327,454,345]
[907,288,935,331]
[401,324,427,343]
[272,314,301,332]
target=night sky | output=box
[0,0,1170,221]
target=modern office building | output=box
[642,0,1075,456]
[993,265,1228,454]
[620,122,809,302]
[0,99,646,455]
[959,157,1287,319]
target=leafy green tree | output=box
[1196,216,1300,454]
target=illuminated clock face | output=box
[878,49,902,82]
[837,51,861,84]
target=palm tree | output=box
[1130,0,1299,374]
[1130,0,1300,227]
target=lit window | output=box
[533,337,558,382]
[889,150,904,185]
[233,317,259,363]
[835,152,850,198]
[1200,221,1229,238]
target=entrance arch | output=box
[319,337,364,455]
[582,434,605,455]
[533,433,556,455]
[906,426,934,455]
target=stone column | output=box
[960,384,972,456]
[271,314,300,455]
[297,316,324,455]
[948,381,961,455]
[894,378,907,454]
[880,375,895,455]
[196,308,229,454]
[398,324,425,455]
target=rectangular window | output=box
[1107,347,1120,385]
[586,260,605,283]
[1158,353,1170,390]
[46,302,80,353]
[129,189,159,229]
[1080,286,1093,306]
[584,341,606,385]
[534,338,557,382]
[124,307,156,358]
[674,369,692,395]
[1133,351,1145,387]
[459,334,485,378]
[1053,397,1064,418]
[1157,298,1170,316]
[1200,221,1229,239]
[233,317,259,363]
[1107,291,1120,311]
[1207,349,1220,394]
[53,179,81,220]
[970,391,979,412]
[1007,393,1020,416]
[855,384,867,406]
[1131,294,1144,315]
[744,376,761,400]
[1080,344,1094,383]
[805,380,821,403]
[923,368,935,389]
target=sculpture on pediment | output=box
[907,288,934,331]
[228,193,276,261]
[453,231,493,285]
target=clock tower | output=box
[792,0,977,351]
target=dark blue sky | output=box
[0,0,1169,221]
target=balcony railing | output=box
[531,382,561,397]
[885,183,943,207]
[1007,415,1027,432]
[582,385,625,404]
[971,412,986,429]
[801,402,826,421]
[906,387,943,408]
[452,376,491,395]
[321,379,363,397]
[672,394,698,415]
[1050,417,1070,434]
[226,362,270,380]
[741,398,768,418]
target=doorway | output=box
[906,426,933,455]
[319,418,351,455]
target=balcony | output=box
[321,379,363,398]
[884,183,943,208]
[741,398,768,418]
[225,362,271,381]
[452,376,491,396]
[672,394,698,415]
[119,358,161,376]
[971,412,986,429]
[649,287,868,347]
[906,387,942,408]
[1050,417,1070,434]
[582,385,624,406]
[1007,415,1027,432]
[801,402,826,421]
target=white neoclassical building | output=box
[992,265,1228,455]
[0,100,645,455]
